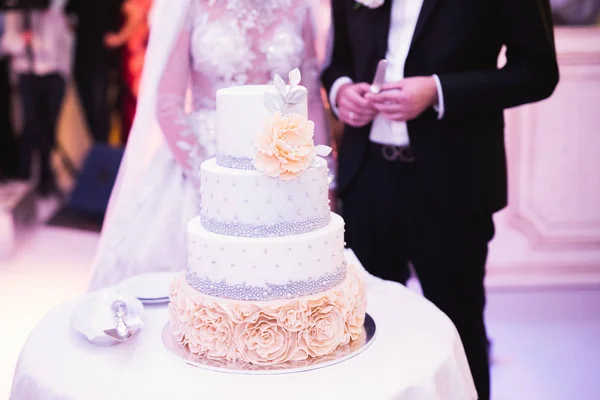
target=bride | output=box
[88,0,332,289]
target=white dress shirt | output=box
[1,0,73,77]
[329,0,445,146]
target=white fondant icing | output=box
[200,157,330,228]
[215,85,308,159]
[187,213,346,291]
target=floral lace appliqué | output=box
[261,25,305,78]
[224,0,294,32]
[191,14,254,86]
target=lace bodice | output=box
[156,0,329,186]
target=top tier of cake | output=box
[216,85,308,165]
[201,71,330,238]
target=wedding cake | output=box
[168,69,367,366]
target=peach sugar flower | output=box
[187,302,238,361]
[277,303,311,332]
[222,302,263,324]
[253,111,317,181]
[234,312,302,365]
[168,303,186,343]
[253,69,332,181]
[333,267,367,341]
[300,304,349,357]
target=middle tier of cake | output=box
[199,157,331,237]
[186,213,346,301]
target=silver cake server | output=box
[103,300,140,342]
[370,59,389,94]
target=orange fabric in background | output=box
[121,0,152,142]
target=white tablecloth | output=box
[10,269,477,400]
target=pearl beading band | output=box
[215,154,336,190]
[216,154,256,170]
[185,262,347,301]
[200,213,331,237]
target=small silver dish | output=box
[103,300,142,342]
[71,289,144,346]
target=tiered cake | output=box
[168,70,367,366]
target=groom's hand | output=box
[336,83,377,128]
[367,77,438,122]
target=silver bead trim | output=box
[200,213,331,238]
[216,154,256,170]
[185,262,347,301]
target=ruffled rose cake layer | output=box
[168,264,367,365]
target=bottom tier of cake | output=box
[168,263,367,366]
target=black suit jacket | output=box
[65,0,123,68]
[322,0,559,217]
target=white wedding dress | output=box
[88,0,330,290]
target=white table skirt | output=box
[10,266,477,400]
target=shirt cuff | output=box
[432,74,445,120]
[329,76,353,117]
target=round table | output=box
[10,268,477,400]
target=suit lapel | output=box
[410,0,439,48]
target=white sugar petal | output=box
[287,88,306,104]
[315,145,332,157]
[273,74,287,96]
[264,92,283,113]
[289,68,301,86]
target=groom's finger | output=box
[380,82,404,91]
[341,109,371,127]
[371,90,406,105]
[338,83,373,109]
[345,89,372,108]
[372,101,408,115]
[381,112,408,122]
[353,82,373,96]
[340,104,374,119]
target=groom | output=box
[322,0,558,398]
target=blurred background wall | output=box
[489,26,600,286]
